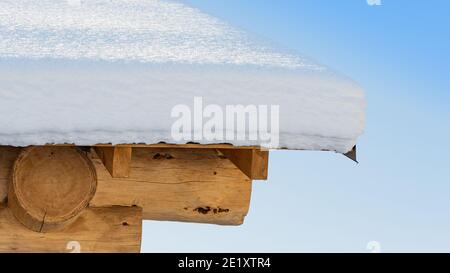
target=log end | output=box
[8,146,97,232]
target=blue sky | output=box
[142,0,450,252]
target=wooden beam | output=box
[0,146,21,203]
[90,148,252,226]
[49,143,260,149]
[0,206,142,253]
[9,146,97,232]
[0,147,253,226]
[94,146,132,178]
[218,149,269,180]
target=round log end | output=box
[8,146,97,232]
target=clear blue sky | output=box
[142,0,450,252]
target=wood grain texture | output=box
[0,205,142,253]
[9,146,97,232]
[91,148,252,225]
[0,146,253,226]
[219,149,269,180]
[0,146,21,203]
[94,146,132,178]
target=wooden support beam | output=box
[94,146,132,178]
[218,149,269,180]
[0,206,142,253]
[0,146,253,227]
[90,148,252,226]
[0,145,256,252]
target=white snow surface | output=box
[0,0,365,153]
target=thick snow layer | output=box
[0,0,365,153]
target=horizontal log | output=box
[0,146,253,226]
[90,148,252,225]
[9,146,97,232]
[0,205,142,253]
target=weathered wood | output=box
[0,205,142,253]
[218,149,269,180]
[90,148,252,225]
[0,146,253,226]
[9,146,97,232]
[0,146,21,203]
[94,146,132,178]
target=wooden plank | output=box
[0,206,142,253]
[90,148,252,226]
[51,143,259,150]
[94,146,132,178]
[218,149,269,180]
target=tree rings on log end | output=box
[8,146,97,232]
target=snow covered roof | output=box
[0,0,365,153]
